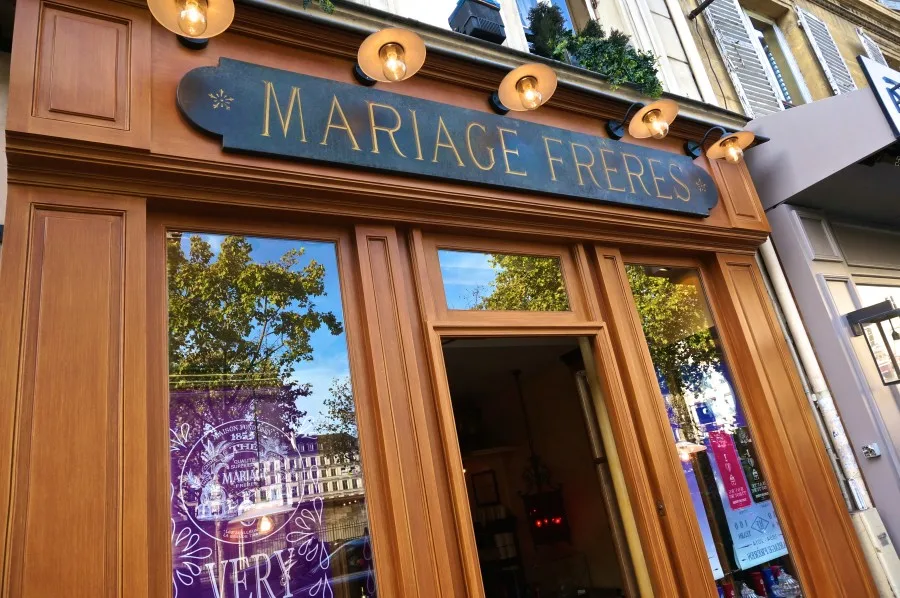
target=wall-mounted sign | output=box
[178,59,719,217]
[859,55,900,139]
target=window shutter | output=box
[702,0,783,118]
[795,7,857,94]
[857,28,888,66]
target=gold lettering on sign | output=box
[598,148,626,192]
[647,158,672,199]
[670,164,691,202]
[466,123,495,171]
[368,102,406,157]
[570,143,601,187]
[432,116,465,166]
[497,127,527,176]
[543,137,564,181]
[321,95,361,150]
[261,81,306,141]
[409,109,424,161]
[622,153,652,196]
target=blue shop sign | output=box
[178,58,719,217]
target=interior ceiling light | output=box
[685,127,756,164]
[606,99,679,141]
[355,28,427,86]
[490,63,558,114]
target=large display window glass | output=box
[626,265,803,598]
[166,232,377,598]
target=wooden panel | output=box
[44,11,121,121]
[7,0,151,147]
[708,158,768,230]
[354,225,444,597]
[0,187,147,598]
[592,246,715,598]
[707,254,876,597]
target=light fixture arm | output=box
[684,125,728,159]
[353,64,378,87]
[605,102,646,140]
[489,91,511,115]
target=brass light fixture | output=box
[684,127,756,164]
[490,63,558,114]
[149,0,234,48]
[355,28,427,86]
[606,99,679,140]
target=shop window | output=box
[748,15,811,106]
[438,249,570,311]
[167,232,376,598]
[626,265,802,596]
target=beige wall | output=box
[676,0,900,116]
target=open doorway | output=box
[442,336,638,598]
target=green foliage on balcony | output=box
[528,4,663,98]
[302,0,335,14]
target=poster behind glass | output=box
[167,232,376,598]
[627,265,802,598]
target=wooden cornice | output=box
[4,132,767,254]
[116,0,751,134]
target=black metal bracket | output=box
[605,101,645,140]
[177,35,209,50]
[688,0,718,20]
[488,91,509,116]
[488,91,509,115]
[353,64,378,87]
[846,299,900,336]
[684,125,728,159]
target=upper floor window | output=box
[516,0,573,30]
[747,15,810,107]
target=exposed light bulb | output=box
[678,450,692,462]
[379,43,407,82]
[177,0,208,37]
[258,515,274,534]
[723,138,744,164]
[642,109,669,139]
[516,76,542,110]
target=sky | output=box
[437,249,499,309]
[178,233,351,423]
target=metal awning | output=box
[745,57,900,220]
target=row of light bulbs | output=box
[147,0,754,163]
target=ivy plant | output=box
[302,0,335,13]
[528,5,664,98]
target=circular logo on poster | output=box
[178,419,303,544]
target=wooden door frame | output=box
[409,229,700,597]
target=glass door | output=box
[439,334,642,598]
[164,230,378,598]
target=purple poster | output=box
[707,431,751,511]
[169,389,376,598]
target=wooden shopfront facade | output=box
[0,0,879,596]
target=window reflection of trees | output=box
[166,233,375,598]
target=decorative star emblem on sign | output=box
[696,179,707,193]
[209,89,234,110]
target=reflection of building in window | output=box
[251,434,365,510]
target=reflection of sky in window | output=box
[438,250,499,309]
[181,234,350,423]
